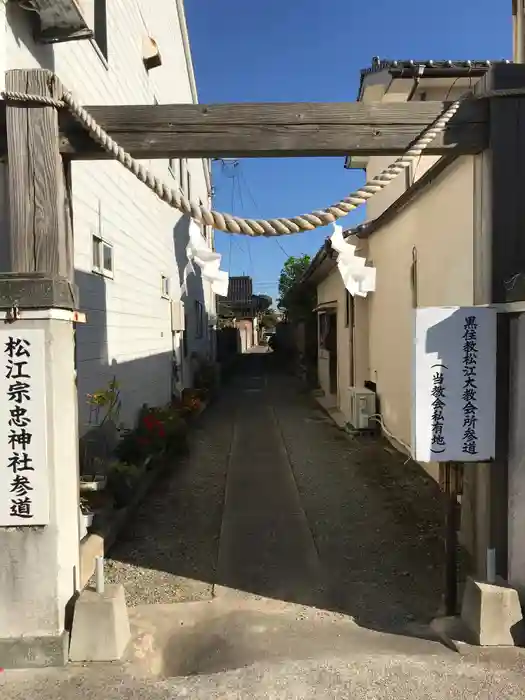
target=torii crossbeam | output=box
[0,98,487,160]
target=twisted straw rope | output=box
[1,84,463,236]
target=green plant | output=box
[114,428,150,465]
[107,460,142,508]
[87,376,122,426]
[158,407,189,455]
[108,460,141,480]
[277,255,311,308]
[144,405,189,456]
[193,356,217,392]
[80,496,92,515]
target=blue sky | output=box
[185,0,510,302]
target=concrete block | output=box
[69,584,130,662]
[461,577,525,646]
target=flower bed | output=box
[78,393,209,588]
[79,395,206,534]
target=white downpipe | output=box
[0,0,7,94]
[174,0,212,197]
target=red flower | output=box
[143,414,158,430]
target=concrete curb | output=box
[311,393,347,430]
[429,616,467,653]
[79,401,209,589]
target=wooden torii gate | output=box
[0,62,524,666]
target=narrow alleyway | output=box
[105,348,445,635]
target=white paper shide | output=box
[412,307,497,463]
[182,219,229,299]
[0,329,49,525]
[330,224,376,297]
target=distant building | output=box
[217,276,272,351]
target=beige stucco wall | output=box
[317,270,351,412]
[367,155,442,221]
[365,84,467,222]
[367,156,475,477]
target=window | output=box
[195,300,203,338]
[167,138,181,184]
[92,235,113,278]
[319,313,329,349]
[94,0,108,60]
[180,159,188,196]
[319,311,336,351]
[179,160,185,192]
[161,275,170,298]
[92,235,101,270]
[169,158,179,182]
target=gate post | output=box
[0,69,80,668]
[468,63,525,589]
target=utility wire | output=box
[233,168,256,277]
[274,237,291,259]
[238,167,290,260]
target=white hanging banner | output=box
[182,219,229,298]
[412,306,497,463]
[329,224,376,297]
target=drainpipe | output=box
[514,0,525,63]
[0,0,6,94]
[174,0,212,197]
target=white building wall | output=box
[2,1,215,430]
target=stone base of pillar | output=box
[461,577,525,646]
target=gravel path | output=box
[270,369,444,631]
[103,352,444,631]
[101,392,235,605]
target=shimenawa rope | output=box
[1,81,462,237]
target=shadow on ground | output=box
[104,351,448,641]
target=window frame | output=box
[168,158,178,182]
[161,274,170,299]
[180,159,188,197]
[319,312,329,349]
[186,169,192,200]
[92,234,114,279]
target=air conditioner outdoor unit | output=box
[347,387,375,430]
